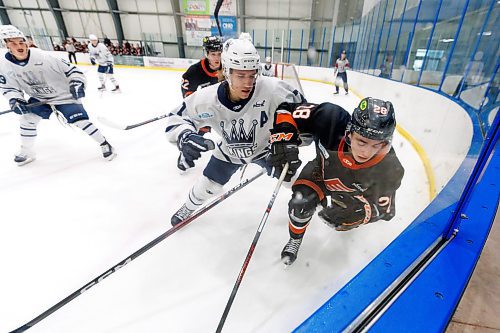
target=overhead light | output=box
[439,38,454,43]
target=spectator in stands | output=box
[380,55,393,79]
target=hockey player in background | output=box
[0,25,116,165]
[166,33,306,226]
[267,98,404,265]
[261,56,275,77]
[88,34,120,92]
[333,50,349,95]
[181,35,223,98]
[175,35,223,171]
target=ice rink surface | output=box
[0,66,429,332]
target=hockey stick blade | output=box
[98,113,168,130]
[216,164,289,333]
[9,169,265,333]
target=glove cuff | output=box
[270,123,300,144]
[177,129,195,149]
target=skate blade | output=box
[281,256,294,267]
[105,152,117,161]
[16,157,35,166]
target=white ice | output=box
[0,66,429,333]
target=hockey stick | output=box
[9,169,266,333]
[216,163,289,333]
[97,113,169,130]
[214,0,223,37]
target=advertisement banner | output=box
[182,0,209,15]
[143,56,197,69]
[211,15,237,39]
[184,15,212,46]
[113,55,145,67]
[182,0,236,16]
[209,0,236,16]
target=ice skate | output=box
[97,84,106,91]
[281,237,303,265]
[14,151,36,166]
[333,91,339,95]
[111,85,121,93]
[171,204,195,227]
[100,141,116,161]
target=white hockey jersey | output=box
[0,48,86,104]
[88,42,113,66]
[261,63,274,77]
[166,76,305,164]
[335,58,350,73]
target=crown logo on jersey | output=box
[220,119,258,158]
[19,70,48,86]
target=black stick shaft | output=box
[216,164,289,333]
[124,114,168,130]
[214,0,223,36]
[10,169,265,333]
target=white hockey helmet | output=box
[88,34,98,41]
[221,34,260,83]
[265,56,272,63]
[0,25,26,41]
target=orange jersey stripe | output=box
[276,113,298,129]
[293,179,325,201]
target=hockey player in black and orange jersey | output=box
[267,98,405,265]
[181,35,223,98]
[167,34,305,226]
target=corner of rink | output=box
[1,66,431,333]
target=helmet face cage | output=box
[203,36,222,54]
[347,97,396,142]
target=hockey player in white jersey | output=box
[88,34,120,92]
[166,33,306,226]
[0,25,116,165]
[261,56,274,77]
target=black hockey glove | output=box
[90,58,96,66]
[288,191,319,220]
[9,98,29,115]
[318,193,373,231]
[266,126,301,182]
[69,80,86,99]
[177,130,215,169]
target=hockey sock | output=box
[288,214,312,239]
[185,176,223,211]
[109,76,119,88]
[73,119,106,144]
[98,73,106,87]
[19,113,41,151]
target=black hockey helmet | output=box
[347,97,396,141]
[203,35,222,53]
